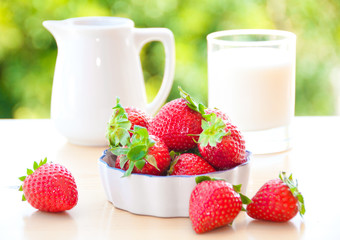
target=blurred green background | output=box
[0,0,340,118]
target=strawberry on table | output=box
[19,158,78,212]
[112,126,171,176]
[189,176,251,234]
[106,97,151,147]
[246,172,305,222]
[168,153,215,176]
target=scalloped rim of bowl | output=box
[98,150,251,217]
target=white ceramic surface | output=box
[98,150,251,218]
[43,17,175,146]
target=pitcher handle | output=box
[133,28,175,116]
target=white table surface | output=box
[0,117,339,240]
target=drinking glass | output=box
[207,29,296,154]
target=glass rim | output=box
[207,29,296,46]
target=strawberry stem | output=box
[178,86,206,116]
[106,97,132,147]
[178,87,229,148]
[198,114,230,147]
[112,125,158,177]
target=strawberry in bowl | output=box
[98,87,251,217]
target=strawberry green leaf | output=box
[195,175,213,184]
[106,97,132,147]
[198,103,205,114]
[19,176,26,182]
[115,129,130,146]
[178,86,206,115]
[127,145,147,161]
[123,162,135,177]
[110,147,129,156]
[233,184,251,204]
[198,132,210,147]
[19,185,23,191]
[169,151,179,161]
[26,168,33,175]
[19,158,48,202]
[201,119,210,129]
[195,175,226,184]
[299,197,306,216]
[167,152,180,175]
[118,155,128,169]
[145,155,159,171]
[135,160,146,170]
[130,125,155,148]
[116,125,157,177]
[33,161,39,171]
[131,125,148,137]
[198,114,230,147]
[279,171,306,217]
[239,193,252,205]
[233,184,242,193]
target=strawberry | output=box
[198,117,246,170]
[106,97,151,147]
[168,153,215,175]
[148,90,204,152]
[246,172,305,222]
[171,88,246,170]
[19,158,78,212]
[112,126,171,176]
[125,106,151,133]
[189,176,251,234]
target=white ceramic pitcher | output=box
[43,17,175,146]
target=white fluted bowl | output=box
[98,150,251,218]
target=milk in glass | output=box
[208,48,295,132]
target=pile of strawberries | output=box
[106,87,305,234]
[106,87,247,177]
[18,87,305,235]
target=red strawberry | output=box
[107,98,151,147]
[173,88,245,169]
[148,97,203,151]
[189,176,251,234]
[125,106,151,134]
[112,126,171,176]
[19,158,78,212]
[168,153,215,175]
[246,172,305,222]
[198,118,246,170]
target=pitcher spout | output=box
[43,20,65,40]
